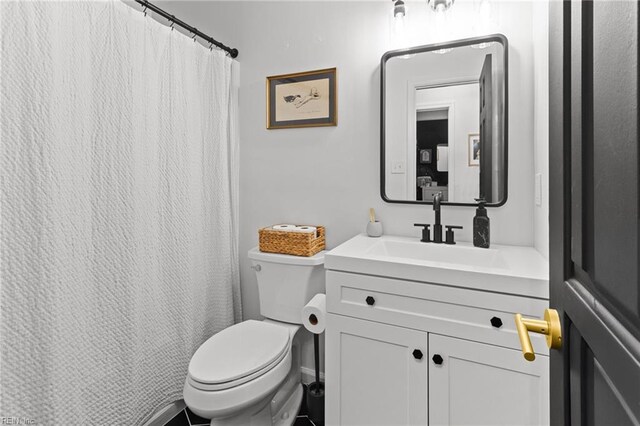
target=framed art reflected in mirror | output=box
[468,133,480,167]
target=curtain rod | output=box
[134,0,239,58]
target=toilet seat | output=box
[187,320,291,391]
[187,345,289,391]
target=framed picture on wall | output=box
[468,133,480,167]
[266,68,337,129]
[419,149,432,164]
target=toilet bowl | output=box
[184,248,325,426]
[184,320,302,425]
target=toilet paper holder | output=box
[302,294,326,426]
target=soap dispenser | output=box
[473,198,490,248]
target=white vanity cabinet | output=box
[324,235,550,426]
[428,335,548,426]
[325,314,428,426]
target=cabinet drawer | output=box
[326,270,549,354]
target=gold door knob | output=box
[514,308,562,361]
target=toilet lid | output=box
[188,320,291,385]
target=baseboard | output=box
[301,366,325,385]
[144,399,186,426]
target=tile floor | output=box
[164,406,208,426]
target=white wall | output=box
[532,0,550,260]
[155,0,548,373]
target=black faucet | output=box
[433,192,443,243]
[414,191,463,244]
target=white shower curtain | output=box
[0,1,240,424]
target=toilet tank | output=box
[248,247,325,324]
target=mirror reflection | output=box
[382,36,507,205]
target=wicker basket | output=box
[259,225,325,257]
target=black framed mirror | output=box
[381,34,508,206]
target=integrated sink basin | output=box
[325,234,549,298]
[365,238,508,269]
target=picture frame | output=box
[468,133,480,167]
[266,68,337,129]
[419,149,432,164]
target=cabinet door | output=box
[325,313,428,426]
[429,334,549,426]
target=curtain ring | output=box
[170,21,175,31]
[191,31,197,42]
[208,42,213,51]
[143,6,147,16]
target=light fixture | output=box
[427,0,454,13]
[393,0,406,18]
[428,0,453,53]
[390,0,407,48]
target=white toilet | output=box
[184,247,325,426]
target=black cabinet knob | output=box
[432,354,443,365]
[490,316,503,328]
[412,349,423,360]
[365,296,375,306]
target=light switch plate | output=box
[391,161,406,174]
[535,173,542,206]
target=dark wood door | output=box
[479,54,493,202]
[549,1,640,424]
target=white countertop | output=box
[325,234,549,299]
